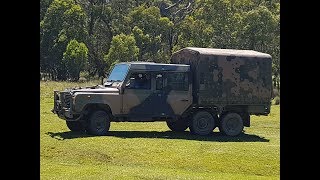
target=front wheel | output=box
[219,113,244,136]
[189,111,215,135]
[66,121,84,132]
[86,110,110,136]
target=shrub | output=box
[272,88,280,99]
[273,96,280,105]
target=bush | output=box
[272,88,280,99]
[273,96,280,105]
[78,77,87,83]
[63,40,88,81]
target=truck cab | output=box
[117,62,192,120]
[53,62,193,135]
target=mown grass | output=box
[40,81,280,180]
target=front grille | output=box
[53,91,61,113]
[63,93,72,108]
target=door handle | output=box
[181,99,189,102]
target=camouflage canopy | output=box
[173,47,271,58]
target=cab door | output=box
[151,72,192,117]
[122,72,153,118]
[163,72,192,116]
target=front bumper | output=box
[52,91,74,119]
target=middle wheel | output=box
[189,111,215,135]
[166,118,188,132]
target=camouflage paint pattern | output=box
[121,63,192,120]
[53,47,272,122]
[166,88,192,115]
[171,47,272,114]
[53,62,192,121]
[53,87,121,119]
[73,91,121,114]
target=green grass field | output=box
[40,81,280,180]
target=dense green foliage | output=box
[40,0,280,89]
[104,33,139,72]
[40,0,88,80]
[63,40,88,81]
[41,81,280,179]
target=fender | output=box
[73,92,121,115]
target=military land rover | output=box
[52,47,272,136]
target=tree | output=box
[104,33,139,72]
[41,0,73,80]
[63,40,89,81]
[157,0,197,55]
[192,0,245,49]
[40,0,88,80]
[132,26,151,60]
[76,0,136,78]
[40,0,280,86]
[40,0,54,21]
[270,2,280,91]
[241,6,277,51]
[128,5,173,62]
[76,0,113,78]
[109,0,135,35]
[173,15,214,52]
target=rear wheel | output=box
[166,118,188,132]
[219,113,244,136]
[189,111,215,135]
[240,112,250,127]
[66,121,84,132]
[86,110,110,136]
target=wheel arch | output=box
[182,106,219,124]
[82,103,113,117]
[219,107,250,127]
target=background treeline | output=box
[40,0,280,91]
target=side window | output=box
[155,73,163,90]
[126,72,151,89]
[166,73,188,91]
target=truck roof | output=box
[118,62,190,72]
[176,47,272,58]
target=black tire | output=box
[240,112,250,127]
[189,111,215,135]
[213,114,219,131]
[219,113,244,136]
[166,118,188,132]
[66,121,84,132]
[86,110,110,136]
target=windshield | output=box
[107,64,130,82]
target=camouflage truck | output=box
[52,47,272,136]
